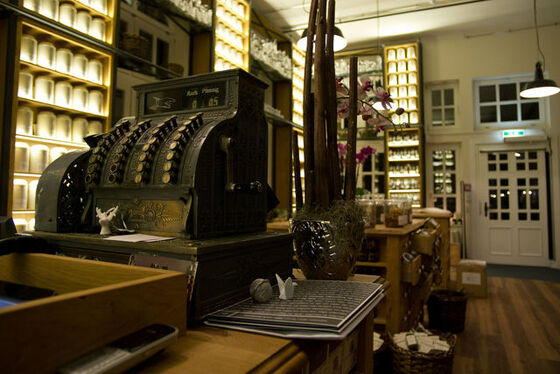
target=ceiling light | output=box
[296,26,347,52]
[520,62,560,98]
[520,0,559,99]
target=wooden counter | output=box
[136,273,387,374]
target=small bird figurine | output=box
[275,274,296,300]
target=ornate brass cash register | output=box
[32,69,293,322]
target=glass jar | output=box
[358,200,376,228]
[384,199,409,227]
[373,199,385,224]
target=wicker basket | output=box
[121,33,151,60]
[388,332,457,374]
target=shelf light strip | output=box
[16,134,89,148]
[14,172,41,178]
[18,97,107,118]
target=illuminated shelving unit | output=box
[10,7,115,231]
[22,0,116,45]
[291,45,305,126]
[214,0,250,71]
[384,42,423,207]
[385,127,423,207]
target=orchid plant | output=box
[336,76,405,133]
[337,142,376,196]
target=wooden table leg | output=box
[357,309,375,373]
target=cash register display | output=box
[144,81,227,115]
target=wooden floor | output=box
[452,277,560,374]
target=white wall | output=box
[420,24,560,267]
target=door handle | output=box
[484,202,488,217]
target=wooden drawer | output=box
[0,253,187,373]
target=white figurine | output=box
[96,206,118,235]
[275,273,296,300]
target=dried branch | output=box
[292,131,303,210]
[344,57,358,201]
[313,0,329,208]
[302,0,318,209]
[325,0,341,201]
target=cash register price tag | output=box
[144,81,227,115]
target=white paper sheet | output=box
[104,233,175,242]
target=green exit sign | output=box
[503,130,525,138]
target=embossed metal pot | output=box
[290,219,364,280]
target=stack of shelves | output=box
[385,127,423,207]
[10,1,115,232]
[23,0,115,44]
[291,45,304,126]
[214,0,249,71]
[383,42,423,207]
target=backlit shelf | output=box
[20,61,107,89]
[18,97,107,118]
[16,134,88,148]
[389,174,421,178]
[388,141,419,147]
[389,189,421,193]
[388,158,420,162]
[14,172,41,178]
[215,52,246,70]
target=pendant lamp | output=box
[296,26,347,52]
[520,0,559,98]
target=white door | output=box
[476,149,550,266]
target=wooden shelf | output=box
[387,142,420,147]
[18,97,107,118]
[15,134,88,149]
[215,33,246,53]
[389,174,421,178]
[358,216,436,334]
[215,52,245,70]
[20,61,107,89]
[388,158,420,162]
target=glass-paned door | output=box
[477,149,549,266]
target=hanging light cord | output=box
[376,0,380,53]
[533,0,546,69]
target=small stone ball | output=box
[249,278,273,303]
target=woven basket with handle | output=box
[388,332,457,374]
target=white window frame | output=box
[425,80,459,133]
[473,74,549,130]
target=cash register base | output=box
[32,230,293,325]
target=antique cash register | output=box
[32,69,293,322]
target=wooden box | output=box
[401,254,422,285]
[0,253,187,373]
[412,228,437,255]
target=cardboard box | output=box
[456,259,487,298]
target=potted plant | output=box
[291,0,403,280]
